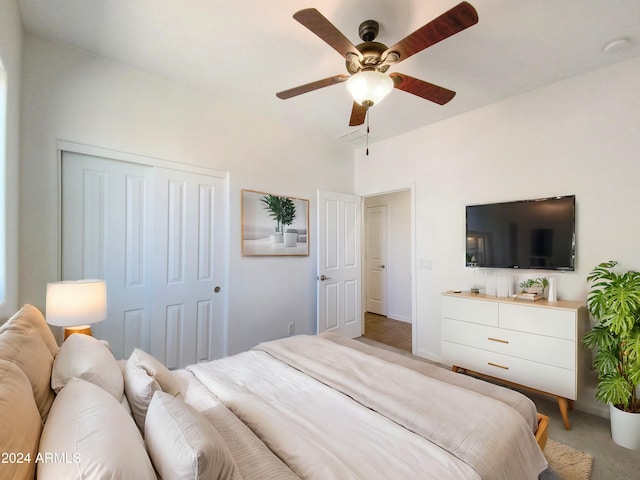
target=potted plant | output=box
[583,260,640,449]
[260,195,296,243]
[519,277,549,297]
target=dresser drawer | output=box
[499,303,576,339]
[442,341,577,399]
[441,295,499,327]
[442,318,575,369]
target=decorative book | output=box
[515,292,543,302]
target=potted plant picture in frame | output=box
[260,194,296,244]
[583,261,640,449]
[241,189,310,256]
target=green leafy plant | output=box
[260,195,296,233]
[519,277,549,296]
[583,261,640,412]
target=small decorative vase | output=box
[548,277,557,302]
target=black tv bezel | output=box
[465,195,576,271]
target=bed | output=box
[0,305,549,480]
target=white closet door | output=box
[149,167,226,368]
[61,152,227,366]
[62,152,154,358]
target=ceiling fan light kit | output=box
[276,1,479,130]
[346,70,394,107]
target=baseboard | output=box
[414,348,443,365]
[387,313,412,323]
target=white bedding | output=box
[183,334,548,480]
[188,350,481,480]
[173,368,301,480]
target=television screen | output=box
[466,195,575,270]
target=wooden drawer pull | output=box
[488,337,509,344]
[488,362,509,370]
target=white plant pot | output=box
[283,232,298,247]
[610,403,640,450]
[269,233,283,244]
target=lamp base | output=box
[63,325,93,340]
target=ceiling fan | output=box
[276,2,479,127]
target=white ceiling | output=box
[17,0,640,147]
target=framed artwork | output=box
[241,189,310,256]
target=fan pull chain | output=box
[366,106,370,156]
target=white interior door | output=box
[317,190,361,337]
[150,167,227,369]
[61,151,227,366]
[62,152,154,358]
[365,205,387,315]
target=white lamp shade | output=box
[346,71,394,106]
[46,280,107,327]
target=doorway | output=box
[362,189,413,352]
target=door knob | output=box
[319,275,331,281]
[214,286,221,293]
[379,264,386,269]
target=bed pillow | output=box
[37,377,156,480]
[0,327,55,419]
[145,391,241,480]
[124,347,182,432]
[0,304,59,357]
[117,359,133,415]
[51,333,124,401]
[0,359,42,480]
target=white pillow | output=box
[0,359,42,480]
[125,348,182,432]
[145,391,240,480]
[37,377,156,480]
[51,333,124,400]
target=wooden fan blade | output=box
[390,73,456,105]
[276,75,349,99]
[349,102,367,126]
[293,8,362,60]
[383,2,478,64]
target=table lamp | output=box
[46,279,107,340]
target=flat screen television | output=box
[466,195,575,270]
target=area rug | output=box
[543,439,593,480]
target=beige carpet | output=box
[545,439,593,480]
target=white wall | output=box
[19,34,354,354]
[354,57,640,416]
[364,190,412,323]
[0,0,21,320]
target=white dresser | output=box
[441,291,588,429]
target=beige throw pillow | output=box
[145,391,241,480]
[0,359,42,480]
[0,328,55,419]
[0,304,59,357]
